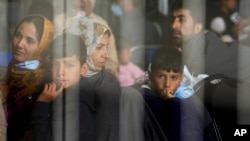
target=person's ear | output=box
[80,63,89,76]
[194,23,203,34]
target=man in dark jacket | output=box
[168,0,239,79]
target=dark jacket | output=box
[183,30,238,78]
[31,70,120,141]
[120,86,168,141]
[140,87,207,141]
[6,68,52,141]
[84,69,121,141]
[31,82,95,141]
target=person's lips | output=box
[59,80,67,84]
[55,80,67,88]
[172,30,181,37]
[98,61,106,66]
[14,50,24,56]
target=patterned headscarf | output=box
[0,15,54,102]
[57,14,110,77]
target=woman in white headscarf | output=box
[60,16,121,141]
[54,0,119,76]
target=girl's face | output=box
[90,33,110,71]
[12,22,39,62]
[118,47,131,65]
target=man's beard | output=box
[172,36,183,49]
[171,29,183,48]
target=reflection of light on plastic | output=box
[158,0,168,15]
[230,12,241,24]
[210,16,226,34]
[111,3,123,16]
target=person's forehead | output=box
[172,8,192,17]
[18,22,36,31]
[154,69,182,75]
[53,55,79,62]
[17,22,38,39]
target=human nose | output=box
[172,18,180,30]
[164,78,170,88]
[17,38,25,48]
[58,64,65,76]
[102,46,109,58]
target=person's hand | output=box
[160,89,174,100]
[37,82,65,102]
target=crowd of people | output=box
[0,0,250,140]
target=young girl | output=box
[117,39,144,87]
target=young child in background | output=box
[117,39,144,87]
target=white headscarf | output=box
[90,0,96,9]
[56,13,110,77]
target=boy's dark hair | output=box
[49,34,87,65]
[151,47,183,73]
[170,0,205,25]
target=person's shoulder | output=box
[139,86,163,103]
[120,86,145,105]
[96,70,121,96]
[193,30,219,41]
[102,69,119,84]
[80,77,93,89]
[139,85,154,96]
[205,30,220,38]
[205,30,226,43]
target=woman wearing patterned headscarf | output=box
[54,1,119,76]
[0,15,54,141]
[62,16,120,141]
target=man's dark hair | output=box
[169,0,205,24]
[49,34,87,65]
[151,47,183,73]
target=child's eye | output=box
[66,63,74,68]
[157,74,165,79]
[51,62,59,68]
[171,76,178,80]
